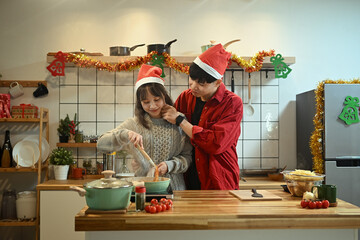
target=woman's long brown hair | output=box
[135,83,173,129]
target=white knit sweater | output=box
[97,114,192,190]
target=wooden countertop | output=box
[74,190,360,231]
[37,177,284,190]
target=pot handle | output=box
[130,44,145,51]
[165,39,177,48]
[223,39,241,49]
[69,186,87,197]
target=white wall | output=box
[1,0,360,169]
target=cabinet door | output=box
[40,190,86,240]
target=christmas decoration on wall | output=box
[310,79,360,173]
[338,96,360,125]
[47,51,66,76]
[150,54,165,77]
[47,49,292,78]
[270,54,292,78]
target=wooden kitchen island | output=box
[75,190,360,240]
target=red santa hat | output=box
[193,43,231,79]
[135,64,165,91]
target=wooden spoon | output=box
[135,145,156,168]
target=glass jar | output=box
[1,190,17,220]
[135,186,146,212]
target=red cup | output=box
[72,168,86,179]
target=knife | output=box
[251,188,263,198]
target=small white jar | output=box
[16,191,36,219]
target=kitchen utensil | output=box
[223,39,241,49]
[282,170,325,197]
[136,145,157,168]
[70,170,133,210]
[281,184,290,193]
[24,135,50,163]
[230,190,282,201]
[251,188,263,197]
[12,140,40,167]
[109,44,145,56]
[33,82,49,97]
[147,39,177,54]
[126,176,170,193]
[246,74,255,116]
[16,191,36,219]
[1,190,17,220]
[9,82,24,98]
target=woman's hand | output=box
[157,162,168,176]
[128,131,143,148]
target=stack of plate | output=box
[12,137,50,167]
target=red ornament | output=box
[47,51,67,76]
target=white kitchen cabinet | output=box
[40,190,85,240]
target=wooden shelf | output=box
[0,163,48,172]
[0,80,47,88]
[0,118,48,123]
[0,220,36,227]
[47,54,295,69]
[56,143,97,148]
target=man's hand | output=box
[161,104,179,125]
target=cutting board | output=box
[230,190,282,201]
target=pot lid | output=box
[85,170,133,189]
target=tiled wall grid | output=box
[59,67,279,171]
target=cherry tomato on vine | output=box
[150,199,158,205]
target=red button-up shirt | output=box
[174,83,243,190]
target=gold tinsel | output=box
[310,79,360,173]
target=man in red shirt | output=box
[162,44,243,190]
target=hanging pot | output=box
[109,44,145,56]
[147,39,177,55]
[70,170,133,210]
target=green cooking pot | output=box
[127,177,170,193]
[70,171,133,210]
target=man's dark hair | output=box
[135,83,173,129]
[189,63,217,84]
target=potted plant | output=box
[68,113,80,143]
[49,147,74,180]
[57,114,71,143]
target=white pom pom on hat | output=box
[135,64,165,91]
[193,43,231,80]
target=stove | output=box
[130,190,173,202]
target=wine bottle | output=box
[1,130,13,168]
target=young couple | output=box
[97,44,243,190]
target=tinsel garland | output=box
[310,79,360,173]
[62,50,276,74]
[231,50,275,72]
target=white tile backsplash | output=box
[262,86,279,103]
[60,85,77,103]
[98,70,115,85]
[242,104,261,122]
[116,71,134,86]
[79,86,96,103]
[261,158,279,169]
[116,86,134,103]
[262,121,278,140]
[261,104,279,121]
[97,122,116,136]
[171,70,189,85]
[97,86,115,103]
[97,104,115,121]
[59,104,77,120]
[243,140,261,157]
[79,68,96,85]
[79,104,97,121]
[63,67,78,85]
[261,140,279,157]
[116,104,134,121]
[261,71,278,85]
[243,122,261,139]
[243,158,261,169]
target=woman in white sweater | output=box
[97,64,192,191]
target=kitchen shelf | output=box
[0,107,49,240]
[0,220,36,227]
[0,117,48,123]
[47,54,295,69]
[0,80,47,88]
[0,163,49,172]
[56,143,97,148]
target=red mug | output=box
[72,168,86,179]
